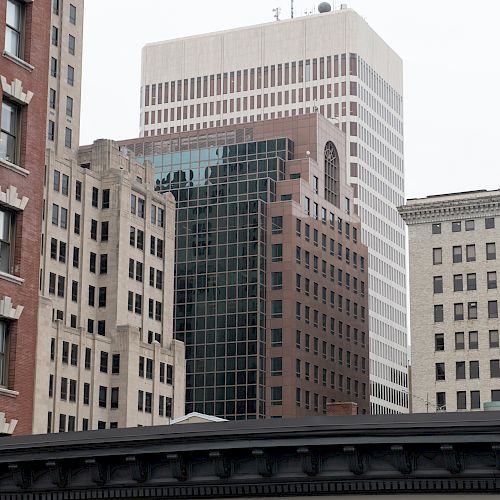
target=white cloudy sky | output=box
[81,0,500,199]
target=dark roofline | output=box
[0,412,499,463]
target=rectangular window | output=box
[433,276,443,294]
[453,274,463,292]
[471,390,480,409]
[468,302,478,320]
[469,331,478,349]
[271,328,282,347]
[433,248,442,265]
[51,25,58,46]
[65,127,72,148]
[1,99,20,164]
[270,386,282,406]
[434,305,444,322]
[102,189,110,209]
[436,392,446,410]
[272,216,283,234]
[490,330,499,348]
[456,361,465,380]
[466,244,476,262]
[488,301,498,319]
[66,96,73,117]
[100,351,108,373]
[270,357,282,376]
[271,300,282,318]
[434,333,444,351]
[67,65,74,85]
[85,348,91,369]
[454,303,464,321]
[0,208,14,274]
[5,0,24,58]
[485,217,495,229]
[456,391,466,410]
[0,321,8,386]
[83,383,89,405]
[453,246,462,263]
[48,120,55,141]
[98,386,107,408]
[69,3,76,24]
[271,244,282,262]
[487,242,496,260]
[432,223,441,234]
[435,362,445,380]
[465,219,475,231]
[271,271,282,290]
[469,360,479,379]
[491,360,500,378]
[111,387,119,409]
[452,221,461,232]
[487,271,497,289]
[70,344,78,366]
[467,273,476,290]
[68,34,75,55]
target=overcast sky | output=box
[81,0,500,199]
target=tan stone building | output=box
[34,139,185,433]
[399,190,500,413]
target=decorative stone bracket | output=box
[0,76,33,105]
[0,185,29,211]
[0,296,24,320]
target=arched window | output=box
[324,141,339,207]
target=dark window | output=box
[70,344,78,366]
[453,246,462,263]
[453,274,463,291]
[490,360,500,378]
[111,387,119,409]
[271,328,282,346]
[100,351,108,373]
[112,354,120,374]
[456,391,466,410]
[486,242,496,260]
[454,303,464,321]
[468,302,478,320]
[490,330,499,348]
[91,187,98,207]
[435,362,445,381]
[469,331,478,349]
[452,221,461,232]
[434,305,444,322]
[84,348,91,369]
[466,244,476,262]
[487,271,497,289]
[433,276,443,294]
[270,386,283,406]
[467,273,476,290]
[98,386,107,408]
[470,361,479,379]
[465,219,475,231]
[101,221,109,241]
[471,390,480,409]
[434,333,444,351]
[436,392,446,410]
[102,189,110,208]
[270,357,282,376]
[485,217,495,229]
[433,248,442,265]
[489,300,498,318]
[83,383,89,405]
[456,361,465,380]
[432,223,441,234]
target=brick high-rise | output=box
[139,5,407,414]
[121,113,370,419]
[0,0,51,435]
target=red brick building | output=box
[0,0,51,435]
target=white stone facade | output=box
[139,7,408,413]
[34,140,185,433]
[399,190,500,413]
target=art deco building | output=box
[399,190,500,413]
[121,113,369,419]
[139,5,407,413]
[0,0,51,435]
[34,139,185,433]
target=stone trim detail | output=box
[0,157,30,176]
[0,75,33,105]
[399,193,500,225]
[0,295,24,320]
[0,185,29,211]
[2,51,35,72]
[0,412,18,435]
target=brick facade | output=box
[0,0,51,434]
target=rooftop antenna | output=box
[291,0,294,18]
[272,6,281,21]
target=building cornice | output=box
[0,413,499,497]
[398,192,500,225]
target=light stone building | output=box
[139,5,408,414]
[34,140,185,433]
[399,190,500,413]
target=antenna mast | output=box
[291,0,294,18]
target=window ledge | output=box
[0,270,24,285]
[0,387,19,398]
[0,157,30,176]
[2,51,34,72]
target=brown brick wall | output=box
[0,0,51,435]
